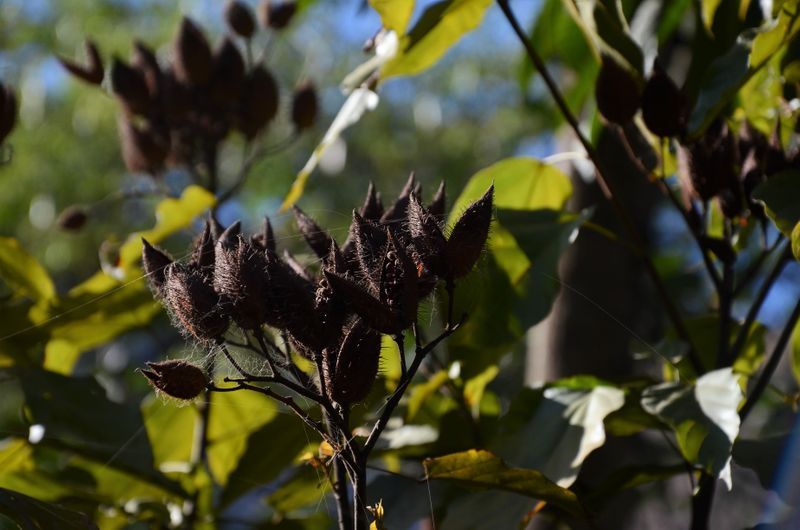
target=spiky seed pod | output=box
[174,18,213,86]
[251,216,276,254]
[0,86,16,145]
[428,180,446,221]
[291,80,318,132]
[360,181,384,221]
[678,120,736,203]
[141,359,207,400]
[408,192,448,277]
[210,38,246,106]
[293,206,335,260]
[110,58,152,116]
[239,65,279,139]
[323,270,398,335]
[641,62,689,138]
[595,55,641,125]
[380,231,419,329]
[283,250,313,282]
[132,41,162,99]
[267,256,322,352]
[351,211,388,293]
[225,1,257,38]
[191,220,216,270]
[161,69,192,124]
[259,0,297,30]
[118,117,168,174]
[142,239,173,296]
[380,172,416,226]
[164,263,229,341]
[446,185,494,279]
[57,205,88,231]
[59,39,104,86]
[329,320,381,404]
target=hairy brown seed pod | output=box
[118,117,168,174]
[283,249,313,282]
[350,210,387,293]
[141,359,207,400]
[57,205,88,232]
[0,86,16,145]
[291,79,318,132]
[239,65,279,139]
[329,319,381,404]
[132,41,162,99]
[446,185,493,279]
[408,192,448,277]
[59,39,104,86]
[324,270,398,334]
[251,216,276,254]
[110,58,152,116]
[210,38,246,107]
[595,55,641,125]
[293,205,335,260]
[678,119,736,203]
[380,230,419,329]
[225,1,257,38]
[428,180,446,221]
[641,62,689,138]
[142,239,173,296]
[191,220,216,270]
[360,181,384,221]
[164,263,229,342]
[174,17,213,86]
[259,0,297,30]
[380,172,416,226]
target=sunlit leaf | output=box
[381,0,492,78]
[423,449,583,516]
[751,0,800,66]
[406,370,449,423]
[463,365,498,418]
[752,169,800,235]
[701,0,724,32]
[370,0,415,33]
[267,464,329,514]
[791,320,800,385]
[0,237,56,303]
[792,221,800,261]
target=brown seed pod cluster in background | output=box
[60,2,316,177]
[141,359,208,400]
[142,177,493,404]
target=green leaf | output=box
[0,486,97,529]
[424,449,582,516]
[463,365,498,418]
[369,0,415,33]
[701,0,725,32]
[751,0,800,66]
[492,383,624,488]
[405,370,449,423]
[641,368,742,489]
[0,237,56,303]
[791,319,800,385]
[752,169,800,235]
[381,0,492,79]
[266,464,329,514]
[792,221,800,261]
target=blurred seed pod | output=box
[677,119,736,203]
[446,185,494,279]
[210,38,246,107]
[0,86,17,145]
[118,117,169,174]
[239,65,279,139]
[293,205,335,260]
[251,215,276,254]
[161,69,192,124]
[164,263,229,342]
[323,270,398,334]
[428,180,446,221]
[142,239,173,296]
[174,17,213,86]
[141,359,207,400]
[57,205,88,232]
[225,1,257,39]
[291,79,318,132]
[595,55,641,125]
[329,319,381,404]
[259,0,297,30]
[132,41,162,99]
[58,39,104,86]
[407,192,448,277]
[110,58,152,116]
[641,62,689,138]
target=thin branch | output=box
[496,0,703,375]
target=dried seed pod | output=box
[360,181,384,221]
[225,0,257,38]
[408,192,448,277]
[380,230,419,329]
[132,41,162,99]
[141,359,207,400]
[330,320,381,404]
[446,185,493,279]
[380,172,416,226]
[190,220,216,269]
[210,38,246,106]
[118,117,168,174]
[142,238,173,296]
[110,58,152,116]
[351,210,387,293]
[0,86,16,145]
[239,65,279,139]
[164,263,229,341]
[161,69,192,124]
[58,39,104,86]
[268,256,322,351]
[259,0,297,30]
[641,62,689,138]
[293,206,335,260]
[324,270,398,334]
[428,180,446,221]
[174,17,213,86]
[214,224,270,329]
[57,205,88,231]
[291,79,318,132]
[251,216,276,254]
[595,55,641,125]
[678,119,736,202]
[283,249,313,282]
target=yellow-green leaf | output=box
[424,449,583,516]
[0,237,56,303]
[370,0,415,33]
[792,221,800,261]
[463,365,498,417]
[751,1,800,67]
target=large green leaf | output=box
[0,237,55,303]
[423,449,583,516]
[0,486,97,530]
[753,169,800,235]
[491,382,624,488]
[641,368,742,489]
[751,0,800,66]
[381,0,492,78]
[266,464,329,515]
[370,0,415,33]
